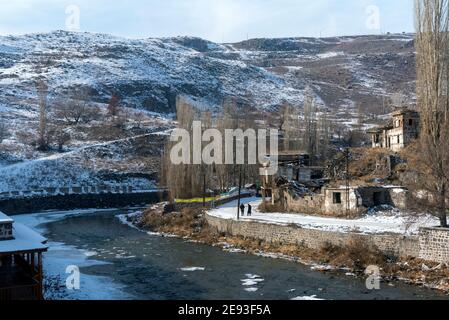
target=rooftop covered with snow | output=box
[0,214,48,254]
[0,211,13,224]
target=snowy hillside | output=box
[0,31,307,114]
[0,31,415,115]
[0,131,168,193]
[0,31,417,193]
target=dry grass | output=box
[320,236,388,271]
[258,201,285,213]
[141,207,204,237]
[349,147,395,181]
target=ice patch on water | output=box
[116,213,143,231]
[84,251,98,257]
[180,267,206,272]
[311,264,334,272]
[291,295,324,300]
[241,274,264,290]
[13,210,134,300]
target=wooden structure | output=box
[0,211,47,300]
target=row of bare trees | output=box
[162,96,260,200]
[163,91,385,200]
[279,92,367,164]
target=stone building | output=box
[260,151,325,200]
[273,184,409,218]
[368,109,420,152]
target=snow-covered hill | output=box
[0,30,308,114]
[0,31,416,193]
[0,31,415,115]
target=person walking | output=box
[247,204,252,217]
[240,203,245,217]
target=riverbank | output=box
[9,207,448,300]
[124,202,449,294]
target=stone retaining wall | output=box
[419,227,449,263]
[0,191,168,215]
[205,213,421,259]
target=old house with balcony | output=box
[368,109,420,152]
[0,211,47,300]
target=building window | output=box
[409,119,413,126]
[333,192,342,204]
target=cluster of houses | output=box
[261,108,419,217]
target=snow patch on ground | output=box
[207,198,439,235]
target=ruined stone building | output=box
[261,151,325,199]
[273,183,409,218]
[368,109,420,152]
[261,151,410,218]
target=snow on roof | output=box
[0,222,48,254]
[0,211,13,224]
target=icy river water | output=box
[13,209,449,300]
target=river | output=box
[13,208,449,300]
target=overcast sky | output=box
[0,0,414,42]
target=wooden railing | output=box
[0,186,168,201]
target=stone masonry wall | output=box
[0,191,168,215]
[419,227,449,263]
[206,213,420,259]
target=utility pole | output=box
[203,171,206,208]
[345,148,350,214]
[237,165,243,220]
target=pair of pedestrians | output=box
[240,203,252,217]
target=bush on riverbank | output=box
[320,237,388,271]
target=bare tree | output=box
[54,88,93,124]
[301,93,318,162]
[317,109,332,160]
[108,93,121,118]
[415,0,449,227]
[0,117,8,144]
[36,80,49,151]
[53,127,71,152]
